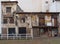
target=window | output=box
[18,27,26,34]
[3,18,8,24]
[20,15,26,23]
[9,18,14,23]
[18,27,26,37]
[6,7,11,13]
[21,18,25,23]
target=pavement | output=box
[0,37,60,44]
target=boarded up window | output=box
[2,28,7,34]
[31,15,36,21]
[45,15,52,26]
[31,15,37,26]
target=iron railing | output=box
[0,34,32,40]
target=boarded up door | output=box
[2,28,7,34]
[33,28,40,37]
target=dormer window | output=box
[6,7,11,13]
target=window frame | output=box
[9,17,14,24]
[3,18,8,24]
[20,17,26,23]
[6,7,11,13]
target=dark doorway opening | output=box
[51,28,58,37]
[8,28,15,36]
[39,28,48,37]
[18,27,26,37]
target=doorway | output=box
[39,28,49,37]
[18,27,26,37]
[8,28,15,36]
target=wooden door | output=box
[33,28,40,37]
